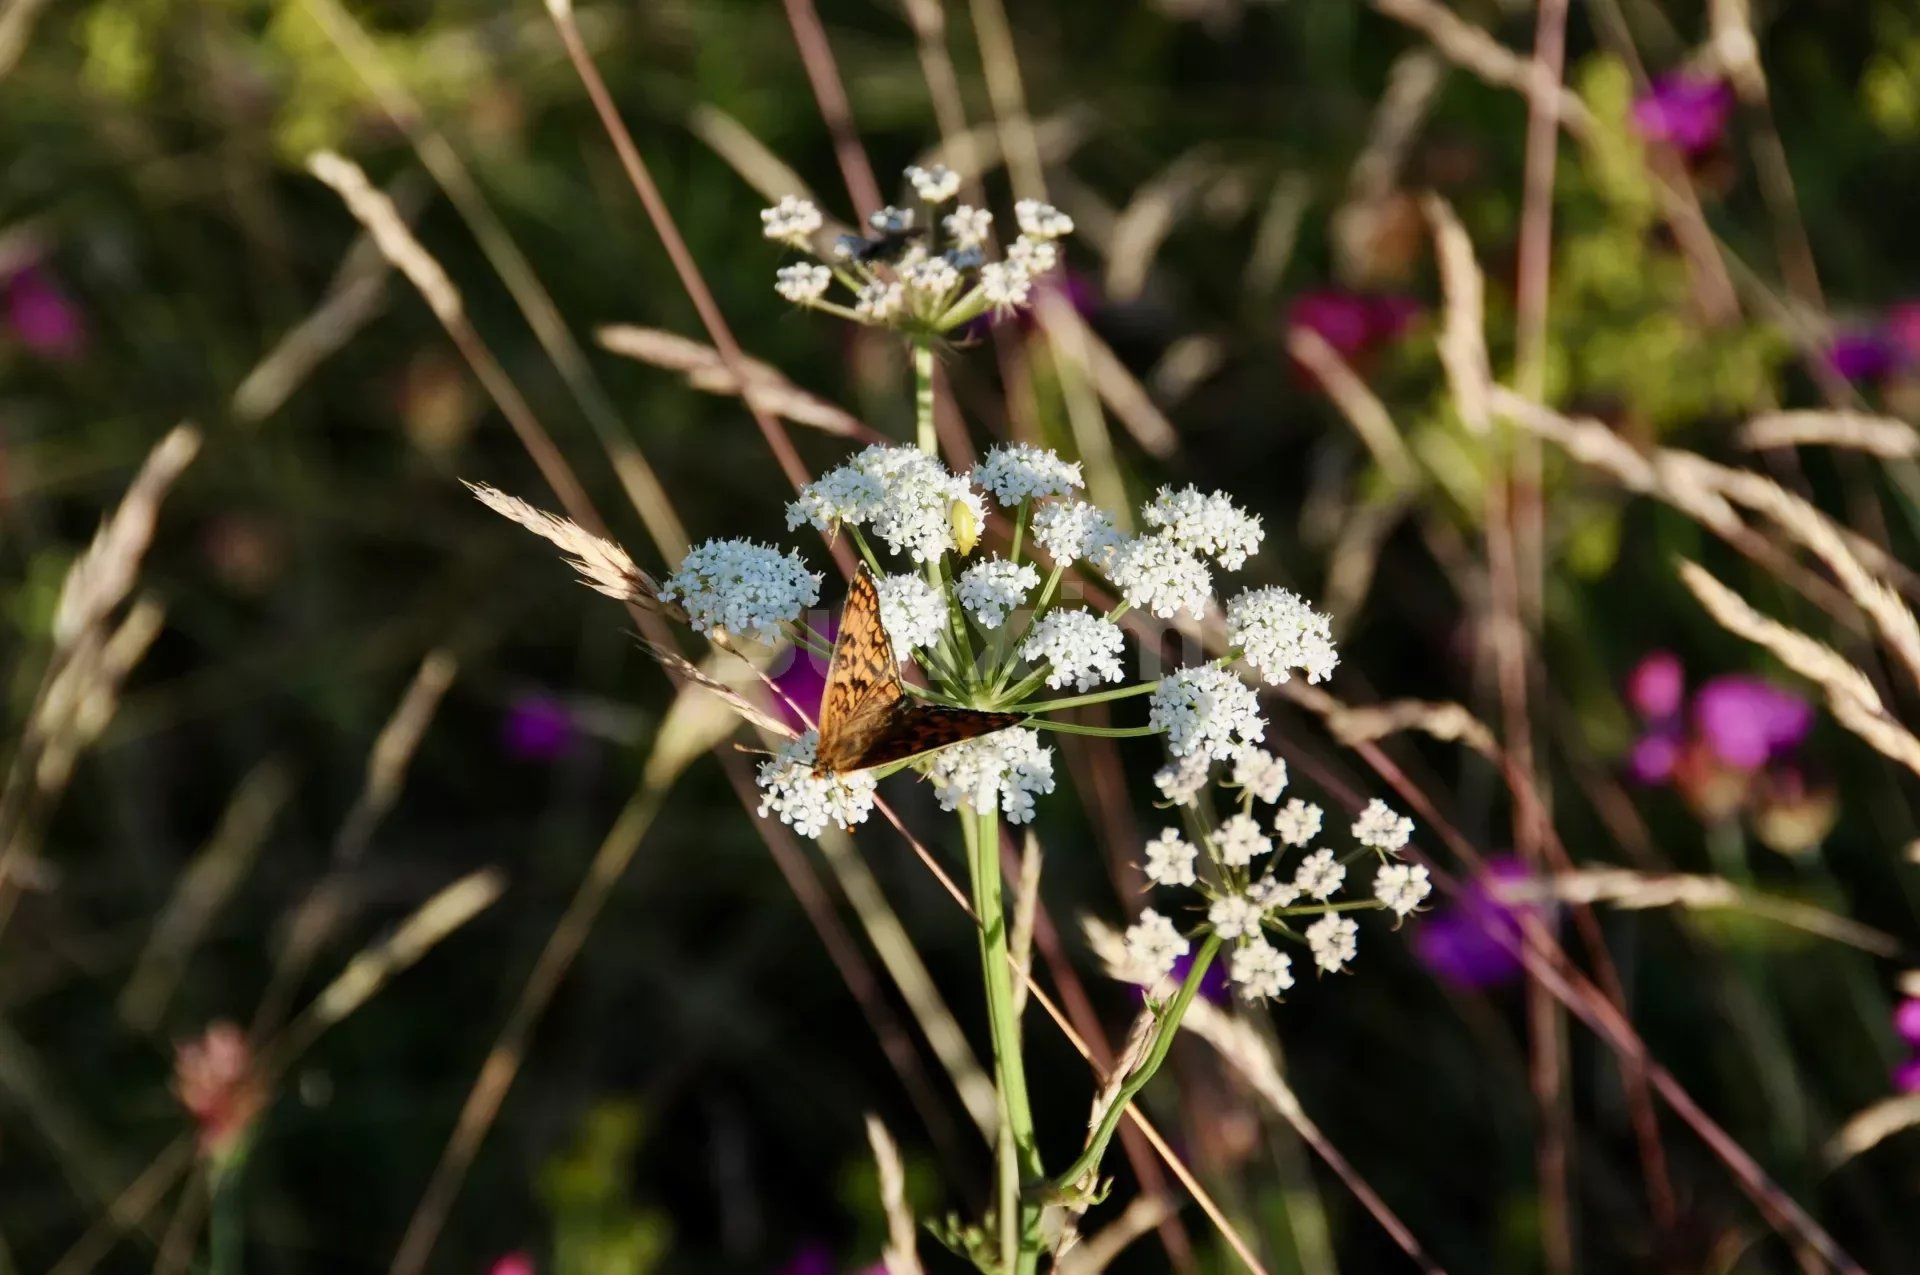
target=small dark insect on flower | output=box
[833,227,926,265]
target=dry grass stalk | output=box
[1054,1195,1174,1275]
[688,104,820,208]
[594,324,867,438]
[865,1115,925,1275]
[336,651,459,863]
[1373,0,1592,134]
[1741,411,1920,459]
[635,638,793,738]
[307,152,462,324]
[1104,150,1219,301]
[1285,327,1418,487]
[1347,50,1444,206]
[1506,869,1901,956]
[1826,1094,1920,1167]
[53,425,200,653]
[1679,560,1920,779]
[1009,832,1043,1019]
[33,599,165,794]
[466,482,665,605]
[1423,195,1493,434]
[1078,324,1180,459]
[1328,696,1500,760]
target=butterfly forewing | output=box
[815,569,1026,774]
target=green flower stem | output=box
[913,339,937,455]
[208,1153,246,1275]
[1271,898,1386,918]
[848,525,887,578]
[785,624,836,659]
[1052,933,1222,1193]
[1009,499,1030,563]
[963,798,1043,1272]
[1029,719,1161,738]
[1010,677,1161,714]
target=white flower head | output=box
[905,163,961,203]
[1032,500,1122,567]
[900,255,961,303]
[1143,827,1198,887]
[1305,913,1359,974]
[756,732,877,838]
[855,279,905,322]
[1207,893,1264,940]
[1019,609,1125,691]
[1230,745,1289,804]
[1231,937,1294,1000]
[957,557,1040,627]
[1006,235,1059,275]
[1213,812,1272,868]
[1273,798,1323,848]
[1374,862,1432,918]
[869,205,916,233]
[1142,485,1264,570]
[943,205,993,249]
[1152,752,1213,807]
[1106,534,1213,620]
[789,445,982,563]
[1293,848,1346,900]
[1353,798,1415,854]
[1226,586,1339,686]
[761,195,823,245]
[1249,873,1301,909]
[660,539,821,643]
[1014,199,1075,239]
[775,263,831,304]
[925,726,1055,824]
[1150,665,1265,759]
[980,261,1032,309]
[975,444,1084,507]
[1123,908,1190,981]
[875,572,946,651]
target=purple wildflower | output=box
[1626,651,1686,721]
[773,1245,835,1275]
[1895,1056,1920,1096]
[488,1256,536,1275]
[1692,675,1813,770]
[501,694,577,761]
[1895,999,1920,1047]
[1412,856,1543,990]
[1826,330,1899,385]
[770,620,834,732]
[1626,729,1682,786]
[1135,947,1231,1007]
[4,264,87,361]
[1632,74,1735,157]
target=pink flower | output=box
[1894,998,1920,1047]
[488,1254,536,1275]
[1894,1055,1920,1095]
[501,694,578,762]
[1692,675,1813,770]
[1632,74,1735,156]
[4,265,87,361]
[1626,651,1685,721]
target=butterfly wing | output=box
[815,568,905,773]
[850,703,1028,772]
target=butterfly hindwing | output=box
[815,568,905,773]
[815,568,1026,774]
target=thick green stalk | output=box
[913,339,938,455]
[964,797,1043,1272]
[1053,933,1221,1192]
[1010,677,1161,714]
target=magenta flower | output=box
[1626,651,1685,721]
[1287,290,1418,362]
[1412,856,1544,989]
[501,694,577,761]
[1895,1056,1920,1096]
[773,1245,835,1275]
[1691,675,1813,769]
[1884,302,1920,366]
[770,620,834,732]
[1632,74,1735,156]
[1135,947,1230,1007]
[1895,998,1920,1047]
[1825,330,1899,385]
[488,1255,536,1275]
[4,265,87,361]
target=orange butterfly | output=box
[814,568,1026,775]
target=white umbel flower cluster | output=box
[660,539,821,643]
[957,557,1039,627]
[1152,753,1212,807]
[761,195,823,246]
[1123,908,1189,981]
[788,444,985,564]
[775,263,831,303]
[1032,500,1122,567]
[1142,485,1264,570]
[1305,914,1359,973]
[1293,848,1345,900]
[925,727,1056,824]
[974,443,1084,506]
[1143,827,1198,886]
[1106,534,1213,620]
[943,205,993,249]
[1353,798,1415,853]
[1374,862,1432,918]
[1206,893,1263,939]
[905,163,961,203]
[1213,813,1271,867]
[755,732,877,838]
[1225,586,1340,686]
[1273,798,1323,847]
[1014,199,1075,239]
[1149,666,1265,759]
[1019,609,1125,690]
[1230,937,1294,1000]
[875,573,947,651]
[1230,745,1289,804]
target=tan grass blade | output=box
[1741,411,1920,459]
[865,1115,925,1275]
[1826,1094,1920,1166]
[595,324,868,438]
[1423,195,1492,434]
[53,426,199,653]
[466,482,665,606]
[1054,1195,1174,1275]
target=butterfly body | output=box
[814,569,1025,775]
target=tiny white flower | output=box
[1142,485,1264,570]
[1293,848,1346,900]
[980,261,1031,308]
[660,539,821,643]
[1152,752,1212,807]
[761,195,823,244]
[875,573,946,651]
[789,445,982,562]
[1273,798,1323,848]
[925,726,1056,823]
[1032,499,1122,567]
[869,205,916,232]
[1230,745,1289,804]
[905,163,961,203]
[974,444,1084,506]
[774,263,831,304]
[901,254,961,300]
[1306,913,1359,973]
[1374,862,1432,918]
[1353,798,1415,853]
[1014,199,1075,239]
[855,279,905,322]
[1249,873,1301,909]
[1006,234,1059,275]
[1230,937,1294,1000]
[943,204,994,249]
[1143,827,1198,887]
[1019,609,1125,691]
[1123,908,1190,981]
[756,731,877,838]
[1226,586,1339,686]
[1213,812,1271,868]
[957,557,1040,627]
[1149,666,1264,760]
[1106,534,1214,620]
[1207,893,1264,940]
